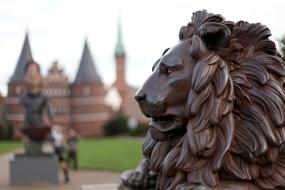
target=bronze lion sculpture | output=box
[120,10,285,190]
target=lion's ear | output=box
[198,22,231,51]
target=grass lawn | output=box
[78,137,143,172]
[0,141,23,155]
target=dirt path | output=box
[0,150,120,190]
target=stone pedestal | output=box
[81,184,154,190]
[10,153,59,185]
[81,184,119,190]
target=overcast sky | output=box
[0,0,285,95]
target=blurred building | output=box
[0,93,5,114]
[111,19,147,123]
[42,61,70,130]
[4,21,146,138]
[0,92,7,139]
[70,40,111,136]
[5,34,31,138]
[0,92,6,127]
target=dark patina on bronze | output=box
[120,10,285,190]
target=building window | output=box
[15,86,21,95]
[42,89,47,96]
[83,86,91,96]
[54,89,58,97]
[51,89,55,97]
[58,89,62,97]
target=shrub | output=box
[129,123,148,137]
[0,116,14,140]
[104,115,129,136]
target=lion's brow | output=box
[160,56,183,67]
[152,59,160,71]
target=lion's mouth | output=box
[152,115,174,124]
[149,115,184,133]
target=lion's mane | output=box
[142,10,285,189]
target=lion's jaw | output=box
[138,98,188,141]
[149,115,186,141]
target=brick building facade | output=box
[70,41,111,136]
[5,34,30,138]
[4,34,112,138]
[43,61,71,130]
[4,21,146,138]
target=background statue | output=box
[121,10,285,190]
[21,61,52,129]
[20,61,53,154]
[10,61,58,185]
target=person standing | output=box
[51,125,69,183]
[67,128,78,170]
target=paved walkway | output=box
[0,150,120,190]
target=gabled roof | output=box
[10,32,33,82]
[115,17,125,56]
[49,61,62,73]
[44,61,69,83]
[73,40,102,84]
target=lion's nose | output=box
[135,93,146,102]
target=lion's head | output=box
[135,10,285,189]
[135,40,194,140]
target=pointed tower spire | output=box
[115,16,125,56]
[10,32,33,82]
[114,15,127,106]
[73,39,102,84]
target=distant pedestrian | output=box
[67,128,78,170]
[51,125,70,183]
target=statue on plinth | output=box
[20,61,53,155]
[120,10,285,190]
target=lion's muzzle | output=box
[135,91,167,118]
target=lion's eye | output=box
[166,68,175,75]
[159,64,176,76]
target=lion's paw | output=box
[120,170,157,189]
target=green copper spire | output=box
[115,16,125,56]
